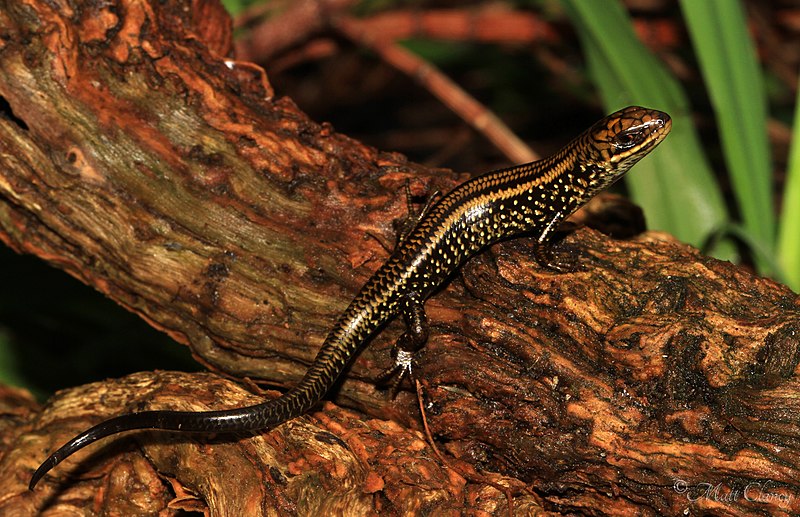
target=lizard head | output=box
[586,105,672,175]
[570,106,671,203]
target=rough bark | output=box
[0,1,799,515]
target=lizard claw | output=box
[376,349,415,398]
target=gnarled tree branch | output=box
[0,1,798,515]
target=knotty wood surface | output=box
[0,1,799,515]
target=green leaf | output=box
[777,74,800,292]
[680,0,775,274]
[559,0,735,260]
[221,0,261,16]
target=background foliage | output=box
[1,0,797,396]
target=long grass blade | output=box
[559,0,734,260]
[679,0,774,274]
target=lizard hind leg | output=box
[376,293,429,397]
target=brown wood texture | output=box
[1,1,799,515]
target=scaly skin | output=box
[29,106,671,490]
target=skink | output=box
[30,106,671,489]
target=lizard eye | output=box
[613,129,643,150]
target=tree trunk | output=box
[1,1,799,515]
